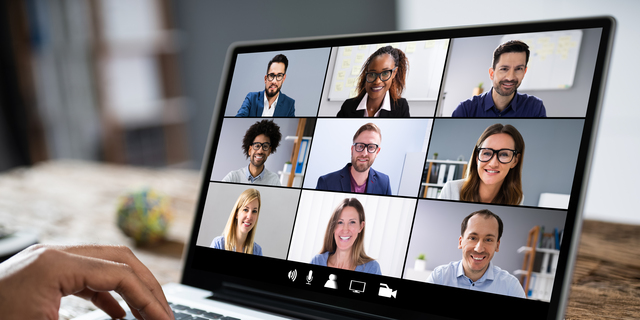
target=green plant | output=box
[417,253,426,260]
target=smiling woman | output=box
[210,188,263,255]
[440,123,525,205]
[337,46,410,118]
[310,198,381,274]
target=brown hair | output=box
[352,122,382,142]
[460,124,525,205]
[223,188,261,254]
[492,40,530,70]
[461,209,504,241]
[320,198,374,266]
[356,46,409,104]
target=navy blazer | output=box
[336,96,410,118]
[236,91,295,117]
[316,164,392,195]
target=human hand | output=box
[0,244,174,320]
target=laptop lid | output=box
[181,16,615,319]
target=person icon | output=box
[324,274,338,289]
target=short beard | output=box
[265,86,280,98]
[351,156,371,173]
[494,81,518,96]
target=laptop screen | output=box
[182,17,614,319]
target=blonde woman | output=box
[211,188,263,255]
[310,198,380,274]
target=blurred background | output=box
[0,0,638,224]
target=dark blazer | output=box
[236,91,295,117]
[336,96,410,118]
[316,164,392,195]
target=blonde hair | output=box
[223,188,261,254]
[320,198,374,267]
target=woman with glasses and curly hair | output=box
[440,123,525,205]
[337,46,410,118]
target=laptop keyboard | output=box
[100,302,241,320]
[170,302,240,320]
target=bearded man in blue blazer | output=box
[316,123,392,195]
[236,54,296,117]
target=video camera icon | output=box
[378,283,397,298]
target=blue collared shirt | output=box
[244,164,265,183]
[426,260,526,298]
[452,89,546,117]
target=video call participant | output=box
[427,209,526,298]
[223,120,282,186]
[316,123,392,195]
[210,188,263,255]
[310,198,381,275]
[440,123,524,205]
[236,54,295,117]
[452,40,546,117]
[337,46,410,117]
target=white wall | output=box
[398,0,640,224]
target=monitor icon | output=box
[349,280,366,293]
[378,283,397,298]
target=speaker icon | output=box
[288,269,298,282]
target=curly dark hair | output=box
[242,120,282,158]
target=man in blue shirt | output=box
[236,54,296,117]
[427,209,526,298]
[452,40,546,117]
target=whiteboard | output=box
[327,39,449,101]
[501,30,583,90]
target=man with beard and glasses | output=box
[426,209,526,298]
[316,123,392,195]
[236,54,296,117]
[452,40,546,117]
[223,120,283,186]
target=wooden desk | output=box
[0,161,638,319]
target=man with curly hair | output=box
[223,120,283,186]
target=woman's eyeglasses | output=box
[477,148,518,164]
[365,67,397,83]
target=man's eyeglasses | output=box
[252,142,271,151]
[353,142,379,153]
[365,67,397,83]
[477,148,518,164]
[266,73,285,81]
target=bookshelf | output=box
[514,226,560,301]
[421,159,467,198]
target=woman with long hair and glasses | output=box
[337,46,410,117]
[440,124,525,205]
[310,198,381,274]
[210,188,263,255]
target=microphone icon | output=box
[306,270,313,285]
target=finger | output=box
[127,301,144,320]
[55,251,172,320]
[54,245,173,317]
[74,289,125,319]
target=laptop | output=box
[76,16,615,320]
